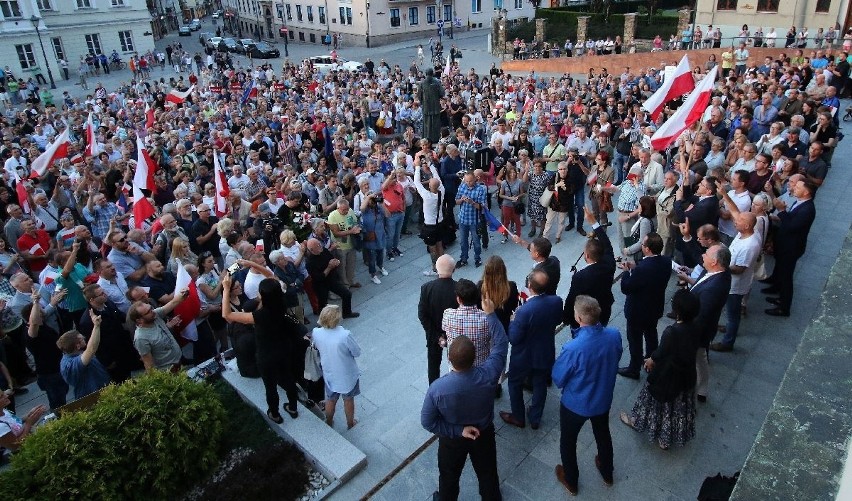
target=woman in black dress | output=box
[222,274,303,424]
[477,255,518,398]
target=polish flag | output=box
[84,112,101,157]
[145,102,155,129]
[442,53,452,77]
[642,55,695,121]
[165,85,195,104]
[240,80,257,104]
[134,136,157,192]
[173,264,202,342]
[213,150,229,217]
[131,184,155,229]
[29,127,70,179]
[14,173,30,213]
[651,66,718,152]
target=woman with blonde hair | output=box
[311,304,362,429]
[216,217,235,257]
[168,237,197,274]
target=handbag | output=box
[304,340,322,382]
[363,231,377,242]
[506,181,525,214]
[600,190,614,213]
[538,188,554,207]
[376,116,386,128]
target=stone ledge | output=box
[731,227,852,500]
[221,361,368,496]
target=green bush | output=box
[0,371,226,500]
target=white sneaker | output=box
[422,269,437,276]
[380,267,389,276]
[371,275,382,285]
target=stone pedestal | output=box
[677,9,691,38]
[495,18,507,55]
[577,16,590,47]
[535,18,546,42]
[623,13,637,47]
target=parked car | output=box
[235,39,257,54]
[178,26,192,37]
[248,42,280,59]
[217,38,239,52]
[189,19,202,31]
[198,31,213,45]
[206,36,223,50]
[212,11,222,19]
[308,56,363,73]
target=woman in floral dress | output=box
[523,158,549,238]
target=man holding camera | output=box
[455,172,487,268]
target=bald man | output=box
[418,254,458,384]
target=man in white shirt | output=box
[3,147,27,177]
[97,259,131,313]
[227,165,249,191]
[489,119,513,153]
[717,171,753,245]
[710,212,760,351]
[731,143,757,173]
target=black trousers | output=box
[774,252,800,313]
[426,334,443,384]
[625,317,658,372]
[437,425,501,501]
[259,359,298,413]
[314,279,353,314]
[559,405,613,486]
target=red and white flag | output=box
[14,172,30,213]
[651,66,718,152]
[442,53,452,77]
[84,112,101,157]
[144,102,155,129]
[30,127,70,179]
[134,136,157,192]
[213,150,229,217]
[642,55,695,121]
[165,85,195,104]
[131,184,155,229]
[173,264,202,342]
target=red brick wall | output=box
[500,47,798,77]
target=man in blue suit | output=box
[618,233,672,379]
[500,270,563,430]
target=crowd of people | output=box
[0,37,834,496]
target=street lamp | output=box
[366,1,371,48]
[29,16,56,90]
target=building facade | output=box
[695,0,852,46]
[223,0,535,48]
[0,0,155,86]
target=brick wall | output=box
[501,47,796,77]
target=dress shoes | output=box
[760,286,779,294]
[594,455,614,486]
[499,411,525,428]
[709,342,733,352]
[765,297,782,305]
[577,227,587,236]
[696,394,707,403]
[564,223,575,232]
[765,307,790,317]
[617,367,640,380]
[555,464,578,495]
[342,312,361,319]
[758,277,774,284]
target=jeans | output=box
[364,248,385,276]
[625,318,658,372]
[458,222,481,262]
[559,405,613,486]
[37,372,68,410]
[508,367,549,425]
[570,186,585,227]
[385,212,404,252]
[721,293,744,346]
[437,425,501,501]
[613,151,629,185]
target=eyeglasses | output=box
[115,237,127,243]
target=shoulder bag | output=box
[304,339,322,382]
[506,181,525,214]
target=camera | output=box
[262,215,282,230]
[368,191,383,203]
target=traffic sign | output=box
[437,19,445,28]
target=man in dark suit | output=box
[763,179,817,316]
[564,208,616,329]
[512,235,561,296]
[690,245,732,402]
[674,175,720,239]
[418,255,458,384]
[618,233,672,379]
[499,270,563,429]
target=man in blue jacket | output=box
[421,298,508,501]
[552,295,622,495]
[499,270,562,430]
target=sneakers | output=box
[422,269,438,276]
[475,259,482,268]
[371,275,382,285]
[393,248,404,257]
[501,237,507,244]
[456,260,468,268]
[387,253,395,262]
[380,267,389,276]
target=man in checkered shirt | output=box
[442,279,492,369]
[454,172,486,268]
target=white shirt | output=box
[98,274,131,313]
[718,189,752,237]
[413,165,444,225]
[242,269,271,299]
[729,233,761,295]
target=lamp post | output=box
[365,0,371,48]
[29,16,56,90]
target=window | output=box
[76,0,92,7]
[318,6,325,24]
[309,33,315,42]
[285,3,291,20]
[716,0,736,10]
[443,4,451,23]
[36,0,52,10]
[15,44,36,70]
[345,7,352,25]
[493,0,502,9]
[816,0,831,11]
[296,4,302,21]
[0,0,22,18]
[51,37,66,61]
[471,0,481,14]
[306,5,313,22]
[514,0,522,8]
[85,33,102,54]
[339,6,345,24]
[390,8,400,27]
[111,0,125,5]
[756,0,778,10]
[118,30,134,51]
[426,6,435,23]
[408,7,418,25]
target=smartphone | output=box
[227,262,242,275]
